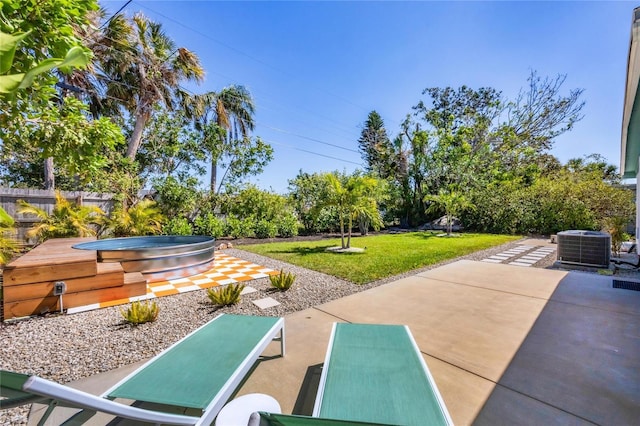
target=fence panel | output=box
[0,188,114,242]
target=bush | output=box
[269,269,296,291]
[254,219,278,239]
[276,212,299,238]
[109,199,164,237]
[207,283,245,306]
[162,217,193,236]
[120,301,159,325]
[224,215,254,239]
[193,212,225,238]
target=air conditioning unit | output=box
[557,230,611,268]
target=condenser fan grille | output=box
[557,230,611,268]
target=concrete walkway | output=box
[30,259,640,425]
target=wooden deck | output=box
[2,238,147,319]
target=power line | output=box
[130,0,399,126]
[263,139,362,166]
[85,26,364,140]
[88,64,360,154]
[99,0,132,29]
[258,124,358,153]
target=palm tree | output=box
[0,207,18,265]
[423,187,475,236]
[320,173,383,249]
[102,13,204,160]
[186,85,255,192]
[17,191,104,243]
[108,199,164,237]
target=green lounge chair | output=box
[0,314,285,425]
[312,323,452,426]
[250,412,391,425]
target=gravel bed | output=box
[0,238,545,425]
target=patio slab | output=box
[27,259,640,426]
[313,273,548,382]
[485,274,640,425]
[417,259,567,299]
[473,385,593,426]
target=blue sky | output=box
[101,1,635,193]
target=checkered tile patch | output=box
[67,253,279,314]
[481,244,556,267]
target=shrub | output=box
[269,269,296,291]
[224,215,254,239]
[194,213,225,238]
[276,212,299,238]
[603,216,632,256]
[162,217,193,236]
[254,219,278,239]
[207,283,245,306]
[120,301,159,325]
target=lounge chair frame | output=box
[1,314,285,426]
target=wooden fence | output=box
[0,188,114,242]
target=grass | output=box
[242,231,520,284]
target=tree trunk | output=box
[43,157,55,190]
[126,112,149,160]
[210,158,218,193]
[340,215,345,249]
[358,215,369,236]
[347,216,352,248]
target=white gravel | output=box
[0,239,541,425]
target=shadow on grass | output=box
[269,245,368,256]
[408,231,440,240]
[268,245,333,256]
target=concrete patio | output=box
[29,255,640,425]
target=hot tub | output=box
[73,236,215,281]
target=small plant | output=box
[207,283,245,306]
[269,269,296,291]
[120,300,159,325]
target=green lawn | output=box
[242,232,520,284]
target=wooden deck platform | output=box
[2,238,147,319]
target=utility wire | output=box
[88,65,359,154]
[131,0,399,126]
[263,139,362,166]
[79,29,360,140]
[99,0,132,29]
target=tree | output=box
[358,111,395,179]
[102,13,204,160]
[0,0,125,190]
[288,170,334,234]
[137,108,208,181]
[389,71,586,227]
[186,85,258,192]
[318,172,383,249]
[424,187,475,236]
